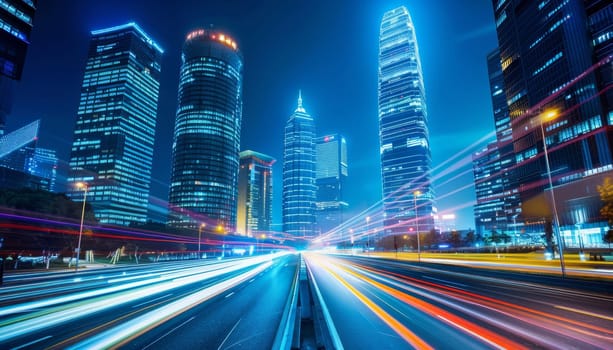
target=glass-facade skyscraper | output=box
[283,92,317,237]
[168,29,243,231]
[378,6,434,236]
[492,0,613,246]
[0,0,37,135]
[315,134,348,235]
[237,150,275,237]
[67,23,163,226]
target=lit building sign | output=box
[186,29,238,50]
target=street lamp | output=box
[198,223,206,258]
[538,109,566,277]
[75,182,88,272]
[414,190,421,262]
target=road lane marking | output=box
[422,276,467,288]
[554,305,613,321]
[142,316,195,350]
[225,292,234,298]
[217,318,242,350]
[249,279,255,283]
[132,294,173,308]
[10,335,52,350]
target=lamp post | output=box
[414,190,421,262]
[198,223,206,258]
[538,110,566,277]
[75,182,88,272]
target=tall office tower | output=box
[67,23,163,226]
[28,147,58,192]
[237,150,275,237]
[0,0,37,135]
[315,134,348,235]
[586,1,612,122]
[283,92,317,237]
[493,0,613,245]
[168,29,243,230]
[472,48,519,236]
[378,6,434,237]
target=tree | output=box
[449,230,461,248]
[597,177,613,226]
[464,231,475,246]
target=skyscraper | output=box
[472,48,519,237]
[378,6,434,236]
[168,29,243,230]
[67,23,163,226]
[28,147,58,192]
[0,0,37,135]
[315,134,348,235]
[283,92,317,237]
[492,0,613,245]
[237,150,275,237]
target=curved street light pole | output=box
[75,182,88,272]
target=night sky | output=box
[8,0,499,230]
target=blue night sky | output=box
[8,0,499,230]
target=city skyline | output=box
[7,0,500,230]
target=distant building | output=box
[0,119,38,172]
[168,28,243,231]
[315,134,348,235]
[283,92,317,237]
[27,147,58,192]
[492,0,613,246]
[237,150,275,237]
[0,0,37,134]
[379,6,435,236]
[472,48,519,237]
[67,23,163,226]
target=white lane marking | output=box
[422,276,467,288]
[225,292,234,298]
[217,318,242,350]
[554,305,613,321]
[142,316,195,350]
[132,294,173,308]
[10,335,52,350]
[249,279,255,283]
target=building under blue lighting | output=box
[378,6,435,237]
[168,28,243,231]
[67,23,163,226]
[237,150,275,237]
[315,134,348,235]
[283,92,317,237]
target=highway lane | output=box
[0,253,298,349]
[305,253,613,349]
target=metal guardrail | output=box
[271,254,300,350]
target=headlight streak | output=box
[67,260,275,349]
[0,254,284,343]
[0,260,251,317]
[305,254,433,349]
[343,258,613,348]
[314,255,526,350]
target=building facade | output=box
[67,23,163,226]
[492,0,613,246]
[0,0,37,134]
[378,6,434,237]
[283,92,317,237]
[237,150,275,237]
[28,147,58,192]
[168,29,243,231]
[315,134,348,235]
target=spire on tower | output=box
[295,90,306,113]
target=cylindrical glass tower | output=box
[168,29,243,230]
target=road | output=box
[0,253,298,349]
[305,253,613,349]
